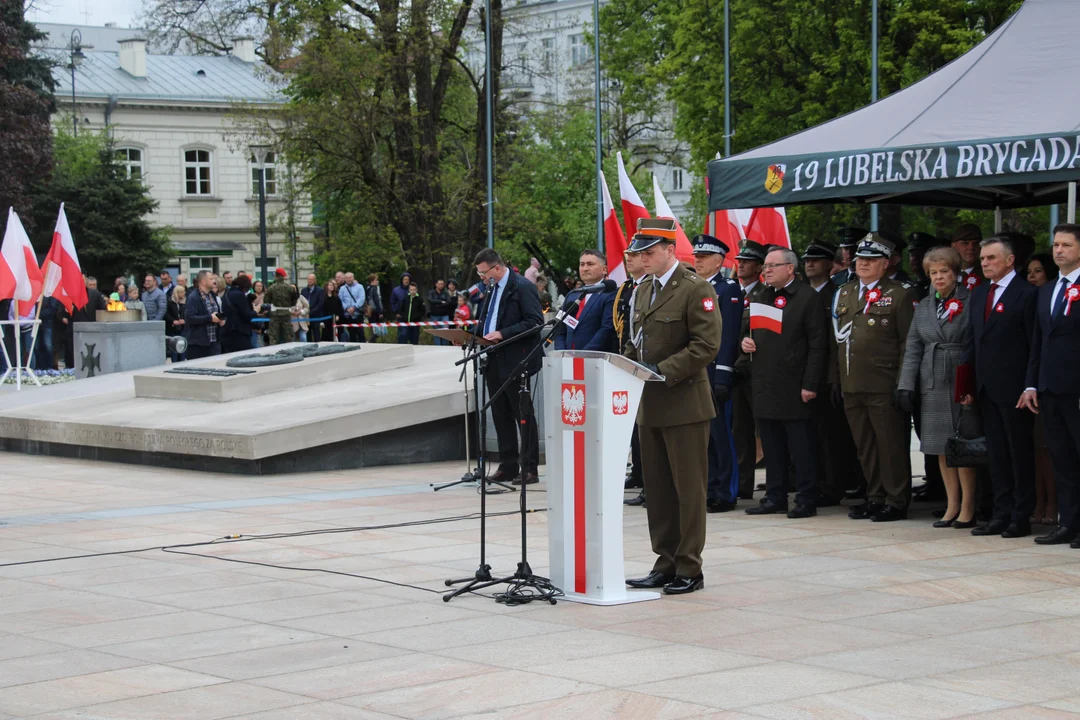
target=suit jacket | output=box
[1026,275,1080,395]
[302,286,326,319]
[831,268,854,286]
[72,288,107,323]
[625,263,721,427]
[476,269,544,378]
[553,289,616,352]
[734,281,768,376]
[813,281,841,385]
[745,280,828,419]
[184,290,220,348]
[706,274,744,388]
[966,276,1037,405]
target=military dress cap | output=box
[691,234,730,256]
[952,223,982,243]
[837,227,871,248]
[802,240,838,260]
[854,232,896,259]
[908,232,941,251]
[735,239,767,262]
[274,267,288,278]
[892,235,908,253]
[628,217,678,252]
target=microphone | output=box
[548,280,614,325]
[575,279,617,295]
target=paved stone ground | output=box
[1,453,1080,719]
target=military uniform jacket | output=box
[706,274,744,388]
[613,278,636,354]
[265,280,294,317]
[734,281,768,377]
[832,277,918,395]
[625,263,722,428]
[745,280,829,419]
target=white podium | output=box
[543,350,663,605]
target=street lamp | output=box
[250,144,271,286]
[68,29,85,136]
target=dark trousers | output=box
[486,370,539,476]
[980,390,1035,524]
[758,417,819,508]
[813,396,862,501]
[186,341,221,360]
[222,334,252,354]
[706,399,739,503]
[629,424,643,483]
[845,392,912,509]
[732,381,756,498]
[308,321,321,342]
[64,323,74,369]
[398,327,419,344]
[1042,392,1080,530]
[639,421,710,577]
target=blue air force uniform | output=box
[693,235,744,510]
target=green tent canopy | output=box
[707,0,1080,212]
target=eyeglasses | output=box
[762,262,793,269]
[475,264,500,277]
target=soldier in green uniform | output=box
[833,233,919,522]
[624,218,722,595]
[265,268,296,345]
[733,240,768,499]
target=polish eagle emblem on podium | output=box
[561,384,586,426]
[612,391,629,415]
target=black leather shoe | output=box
[624,475,643,490]
[512,473,539,486]
[624,491,645,507]
[1001,521,1031,539]
[1035,527,1076,545]
[871,505,908,522]
[663,574,704,595]
[1069,537,1080,549]
[487,470,516,485]
[787,504,817,519]
[849,502,884,520]
[745,499,787,515]
[971,519,1010,536]
[626,571,674,589]
[952,517,977,529]
[707,499,738,513]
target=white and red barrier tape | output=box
[335,321,478,328]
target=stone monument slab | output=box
[72,321,166,379]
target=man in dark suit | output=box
[301,273,326,342]
[553,249,616,352]
[963,235,1038,538]
[474,248,544,486]
[732,240,768,499]
[184,269,225,359]
[691,234,744,513]
[1021,224,1080,546]
[742,247,828,518]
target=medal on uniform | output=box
[867,318,876,326]
[1067,285,1080,316]
[946,298,963,322]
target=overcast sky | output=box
[27,0,143,28]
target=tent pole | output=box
[1069,183,1077,223]
[869,0,879,231]
[1051,204,1060,242]
[994,206,1002,233]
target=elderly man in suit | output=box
[963,235,1038,538]
[741,247,829,518]
[553,249,617,352]
[1021,224,1080,546]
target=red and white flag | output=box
[42,203,88,312]
[600,172,627,285]
[0,207,43,305]
[749,302,783,334]
[703,168,745,271]
[616,152,650,242]
[652,175,695,264]
[743,206,791,248]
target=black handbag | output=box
[944,405,988,468]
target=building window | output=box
[255,256,278,280]
[570,34,591,66]
[541,38,555,72]
[671,168,684,191]
[188,256,217,286]
[116,148,143,180]
[184,149,213,196]
[250,152,278,197]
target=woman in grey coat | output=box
[898,246,977,529]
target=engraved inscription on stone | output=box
[165,368,257,377]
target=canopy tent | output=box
[707,0,1080,213]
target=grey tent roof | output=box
[707,0,1080,211]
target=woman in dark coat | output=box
[221,275,258,353]
[898,246,977,528]
[321,280,342,341]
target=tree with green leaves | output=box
[0,0,54,232]
[32,129,173,281]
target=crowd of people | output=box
[459,218,1080,596]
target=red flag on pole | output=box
[652,175,695,264]
[616,152,650,242]
[42,203,88,312]
[0,207,43,305]
[600,172,627,284]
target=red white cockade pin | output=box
[864,287,882,312]
[995,302,1005,313]
[1066,285,1080,316]
[946,298,963,322]
[774,296,787,309]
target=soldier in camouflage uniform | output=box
[266,268,296,345]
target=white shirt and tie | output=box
[1050,268,1080,317]
[483,271,511,334]
[985,269,1016,311]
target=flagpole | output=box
[870,0,879,231]
[483,0,495,249]
[723,0,731,158]
[14,299,20,391]
[592,0,604,251]
[25,294,46,386]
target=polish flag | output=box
[0,208,43,305]
[743,206,791,248]
[41,203,88,312]
[652,175,695,263]
[749,302,783,334]
[704,174,747,271]
[616,152,650,243]
[600,172,627,285]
